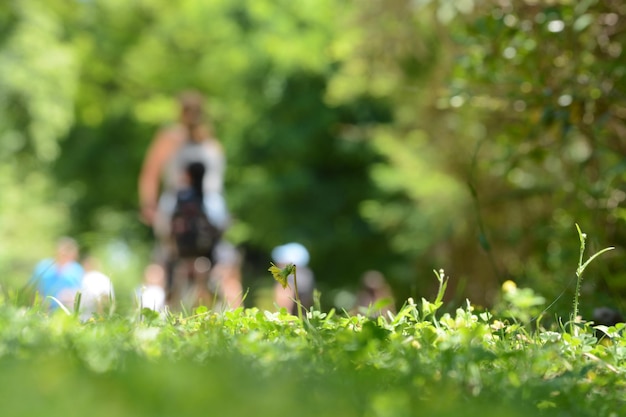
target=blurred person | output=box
[79,256,115,320]
[137,264,167,312]
[138,90,229,306]
[209,240,244,310]
[166,162,221,309]
[354,270,395,318]
[29,237,84,311]
[272,242,315,315]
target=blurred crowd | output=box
[29,237,114,320]
[30,237,398,320]
[28,91,398,319]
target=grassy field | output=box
[0,285,624,417]
[0,229,620,416]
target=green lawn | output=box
[0,292,624,417]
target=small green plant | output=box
[268,262,303,320]
[421,268,449,320]
[571,224,615,335]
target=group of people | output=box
[29,237,114,320]
[29,90,395,317]
[136,89,393,314]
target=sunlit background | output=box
[1,0,624,317]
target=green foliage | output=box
[0,0,624,313]
[233,71,393,288]
[0,1,78,285]
[0,283,625,416]
[493,280,546,325]
[420,268,449,319]
[440,0,626,304]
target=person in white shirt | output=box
[79,257,115,321]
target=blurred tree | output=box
[325,0,479,300]
[442,0,626,311]
[231,71,394,290]
[2,0,623,313]
[324,0,626,309]
[0,0,79,286]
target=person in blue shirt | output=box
[30,237,84,311]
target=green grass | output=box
[0,226,622,417]
[0,291,625,417]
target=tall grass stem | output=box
[293,267,303,321]
[571,224,615,335]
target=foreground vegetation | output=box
[2,271,624,417]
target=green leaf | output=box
[73,291,82,316]
[579,247,615,275]
[371,297,393,312]
[195,305,208,315]
[141,307,160,322]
